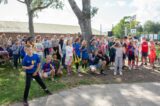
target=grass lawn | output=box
[0,62,160,106]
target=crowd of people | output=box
[0,34,160,76]
[0,34,160,105]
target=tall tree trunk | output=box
[28,12,34,37]
[68,0,92,45]
[26,0,35,37]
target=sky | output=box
[0,0,160,33]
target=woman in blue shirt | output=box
[73,38,82,76]
[81,40,89,69]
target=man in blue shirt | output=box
[22,44,51,106]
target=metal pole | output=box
[100,24,102,35]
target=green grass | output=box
[1,61,160,106]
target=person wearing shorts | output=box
[127,41,135,70]
[42,55,55,81]
[141,38,148,65]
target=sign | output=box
[130,29,136,34]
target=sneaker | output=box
[51,78,54,81]
[114,72,117,76]
[45,89,52,95]
[78,73,83,77]
[23,100,29,106]
[128,66,131,70]
[119,71,123,76]
[100,70,107,75]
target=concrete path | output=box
[11,82,160,106]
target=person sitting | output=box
[42,55,55,81]
[52,54,63,77]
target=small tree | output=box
[17,0,63,37]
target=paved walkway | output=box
[11,82,160,106]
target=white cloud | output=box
[131,0,160,23]
[105,0,127,7]
[117,1,127,7]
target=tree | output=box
[112,16,140,38]
[17,0,63,37]
[68,0,98,45]
[143,20,160,34]
[0,0,7,4]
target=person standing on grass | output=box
[12,40,20,69]
[73,38,82,77]
[81,40,89,70]
[65,39,73,75]
[111,41,124,76]
[141,37,149,66]
[133,40,139,68]
[149,40,156,68]
[43,37,50,58]
[35,36,44,62]
[127,41,135,70]
[22,44,52,106]
[108,38,116,66]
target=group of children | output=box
[1,34,160,106]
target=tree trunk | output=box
[79,18,92,40]
[26,0,35,37]
[28,12,34,37]
[68,0,92,49]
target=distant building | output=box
[0,21,100,37]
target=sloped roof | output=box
[0,21,100,35]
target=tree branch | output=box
[31,0,53,13]
[17,0,25,4]
[68,0,83,20]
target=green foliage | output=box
[0,0,7,4]
[144,20,160,34]
[31,0,64,13]
[91,6,98,18]
[112,16,141,38]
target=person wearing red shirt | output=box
[149,40,156,68]
[141,37,148,66]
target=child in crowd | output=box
[156,43,160,65]
[81,40,89,69]
[12,40,20,69]
[111,41,124,75]
[22,44,51,106]
[35,36,44,61]
[149,40,156,68]
[108,38,116,66]
[52,54,63,76]
[73,38,82,76]
[127,41,135,70]
[65,39,73,75]
[134,40,139,68]
[141,37,149,66]
[42,55,55,81]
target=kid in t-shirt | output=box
[42,55,55,81]
[52,54,63,76]
[22,44,51,106]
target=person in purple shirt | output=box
[22,44,52,106]
[42,55,55,81]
